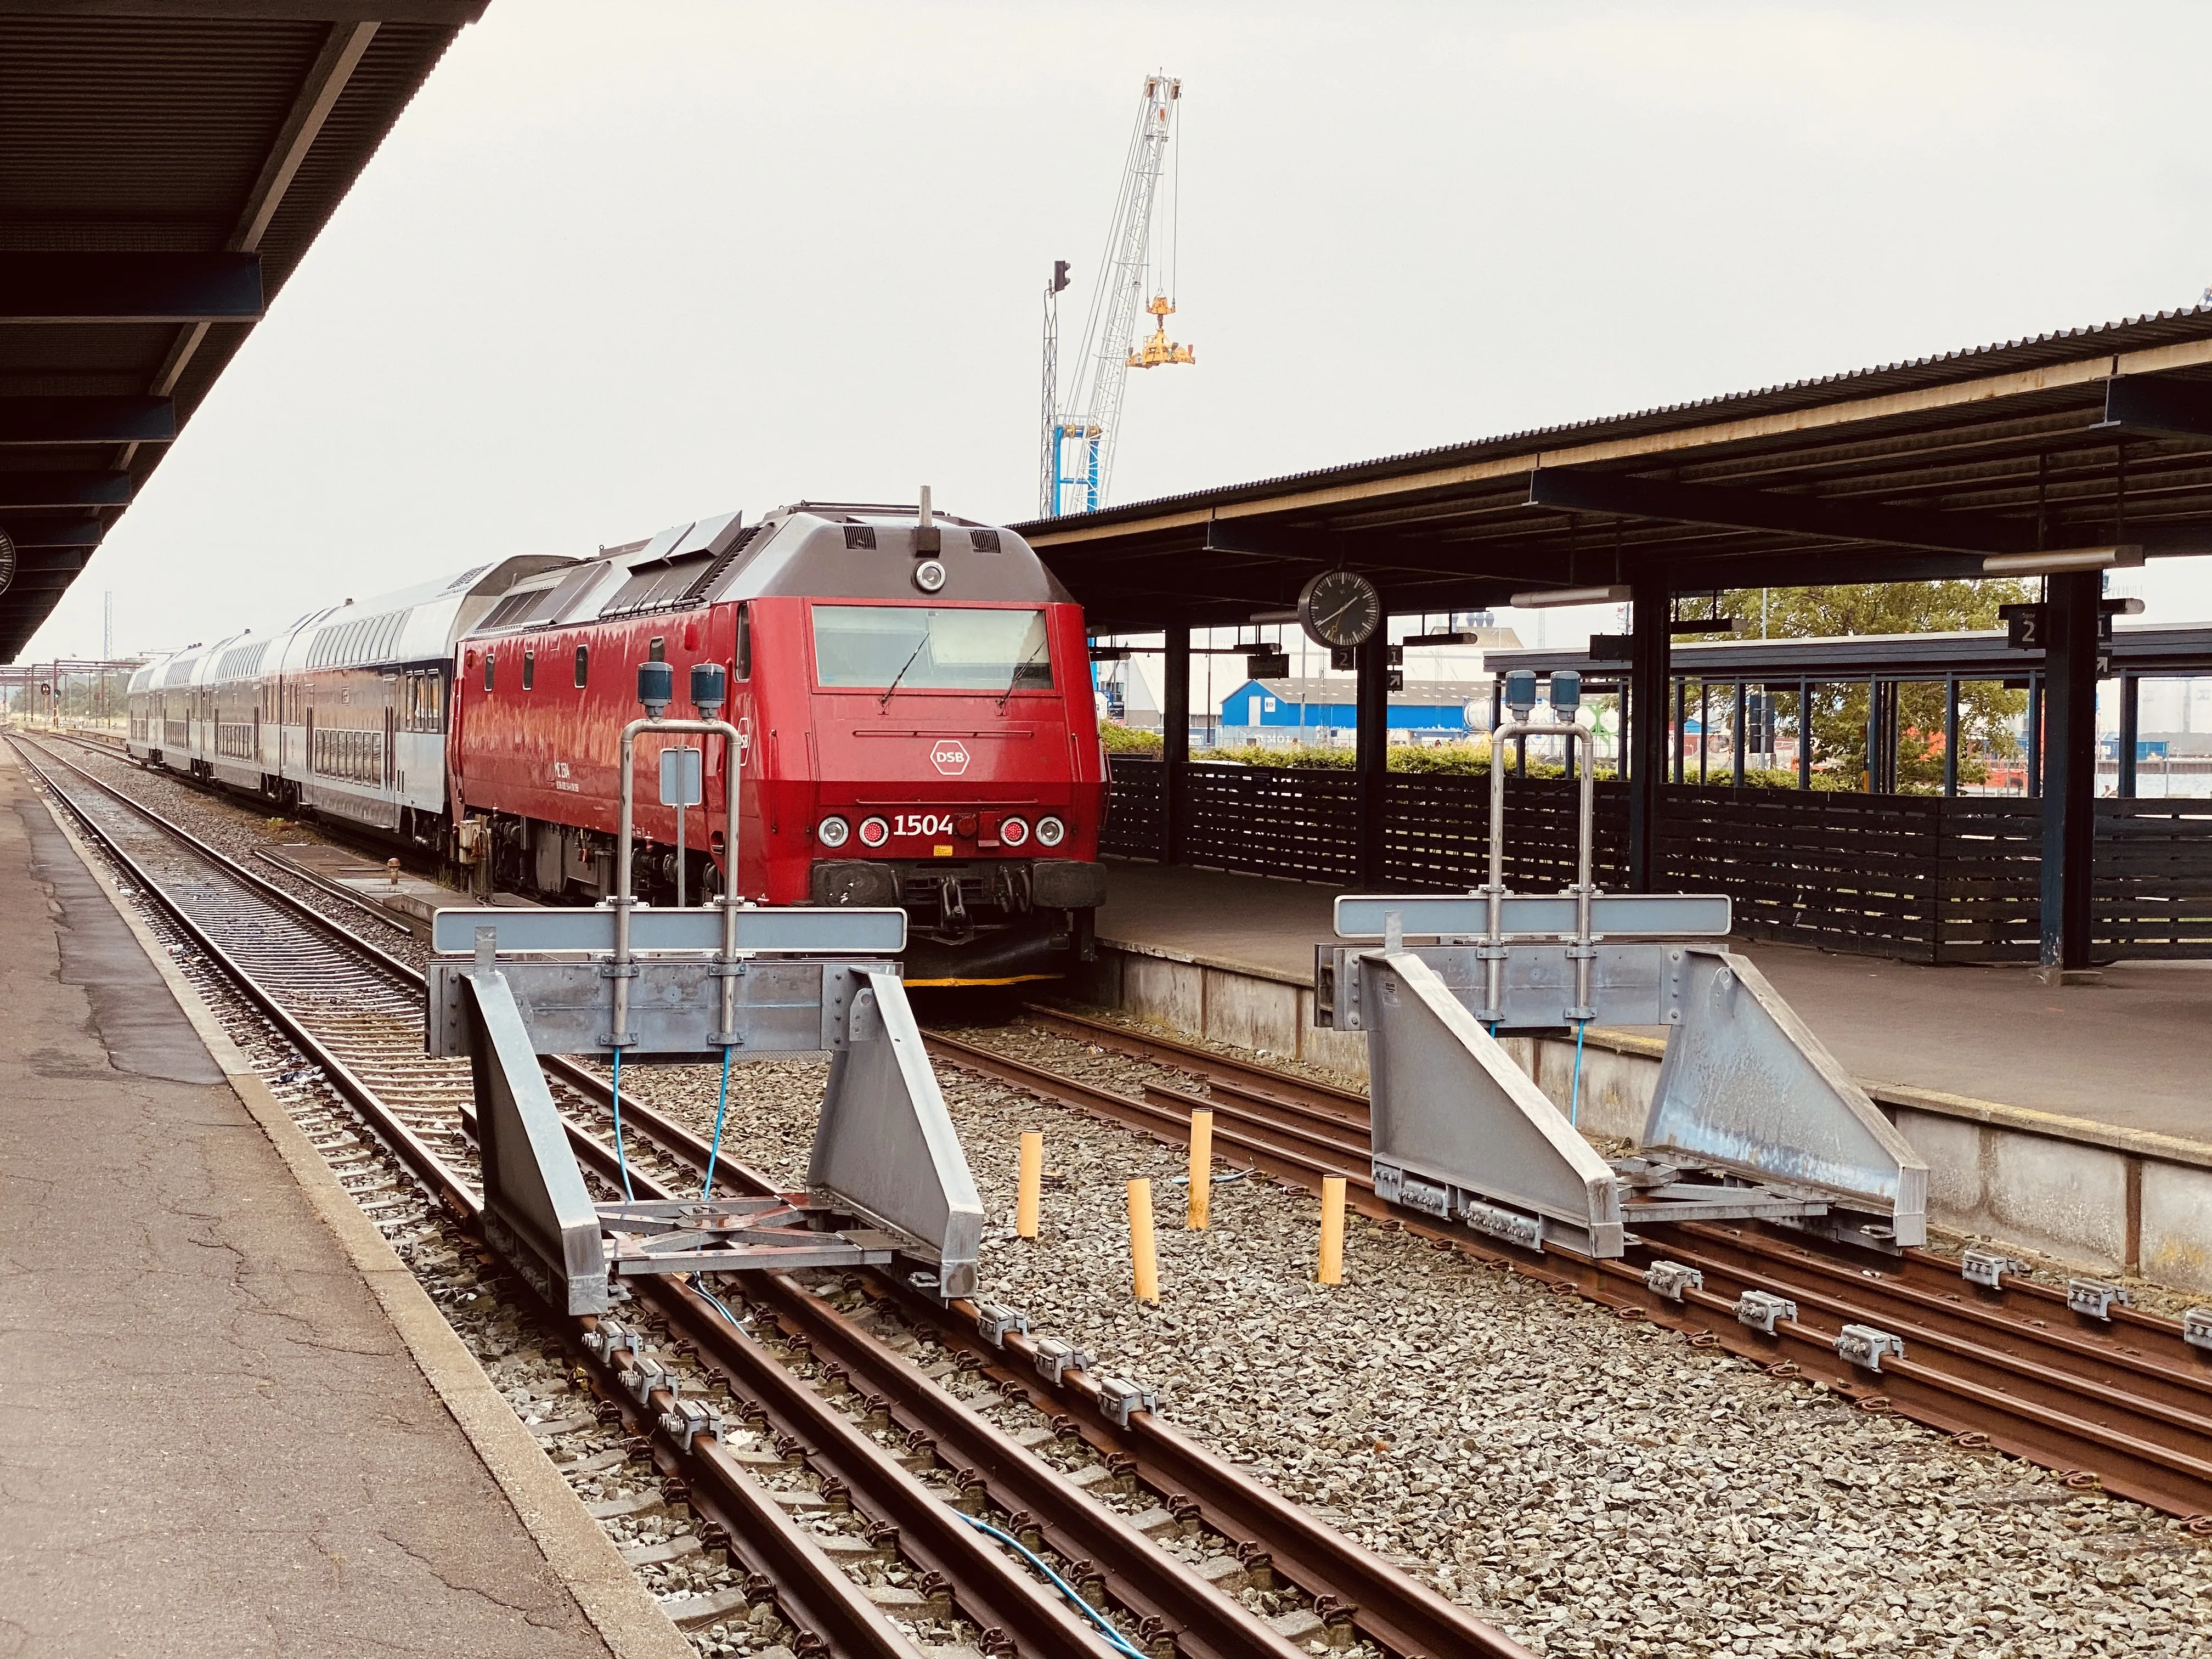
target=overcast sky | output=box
[32,0,2212,661]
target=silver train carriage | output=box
[125,556,568,842]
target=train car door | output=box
[385,704,397,792]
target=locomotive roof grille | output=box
[600,554,712,618]
[681,521,771,604]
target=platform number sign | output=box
[2001,603,2046,650]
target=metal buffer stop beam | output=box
[1314,671,1926,1259]
[425,675,983,1313]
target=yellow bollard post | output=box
[1128,1178,1160,1304]
[1015,1131,1042,1238]
[1187,1109,1212,1230]
[1317,1176,1346,1285]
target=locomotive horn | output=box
[690,662,726,715]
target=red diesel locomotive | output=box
[449,500,1109,985]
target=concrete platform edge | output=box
[34,788,695,1659]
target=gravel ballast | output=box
[605,1022,2212,1659]
[48,737,2212,1656]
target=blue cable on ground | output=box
[611,1046,635,1203]
[953,1513,1147,1658]
[701,1044,733,1199]
[1570,1019,1588,1127]
[689,1275,748,1331]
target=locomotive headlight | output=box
[1000,816,1030,848]
[816,815,851,849]
[857,815,890,849]
[1036,815,1066,848]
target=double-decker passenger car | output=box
[126,556,568,837]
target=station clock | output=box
[1297,570,1381,650]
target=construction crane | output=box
[1039,72,1194,518]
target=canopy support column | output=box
[2118,673,2140,797]
[1628,572,1671,890]
[2039,573,2100,981]
[1356,628,1391,884]
[1161,624,1189,865]
[1944,674,1960,797]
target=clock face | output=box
[1298,571,1382,648]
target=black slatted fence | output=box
[1099,757,2212,962]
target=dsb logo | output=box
[930,739,971,776]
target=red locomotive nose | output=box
[955,812,978,839]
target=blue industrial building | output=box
[1218,678,1489,738]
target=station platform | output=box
[0,750,676,1657]
[1093,857,2212,1144]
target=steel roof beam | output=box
[1527,466,2036,555]
[0,398,175,446]
[0,253,263,323]
[0,472,133,510]
[0,520,108,550]
[2098,374,2212,441]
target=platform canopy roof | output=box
[0,0,487,662]
[1019,309,2212,634]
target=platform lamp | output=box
[637,659,674,718]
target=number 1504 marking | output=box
[893,811,957,837]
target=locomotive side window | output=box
[811,605,1053,692]
[735,605,751,679]
[522,647,535,691]
[484,651,495,692]
[574,645,589,687]
[648,637,666,662]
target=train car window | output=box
[811,605,1053,692]
[522,648,535,691]
[648,637,666,662]
[574,645,589,687]
[484,651,495,692]
[735,605,751,680]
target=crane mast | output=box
[1040,72,1193,518]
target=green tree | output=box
[1675,581,2032,792]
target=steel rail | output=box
[537,1108,1223,1658]
[7,732,471,1207]
[5,736,941,1657]
[928,1008,2212,1525]
[571,1057,1533,1659]
[17,736,1420,1655]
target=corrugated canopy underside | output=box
[0,1,485,661]
[1026,309,2212,631]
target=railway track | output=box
[923,1006,2212,1528]
[10,731,1530,1659]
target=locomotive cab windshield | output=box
[811,605,1054,695]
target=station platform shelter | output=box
[1022,308,2212,982]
